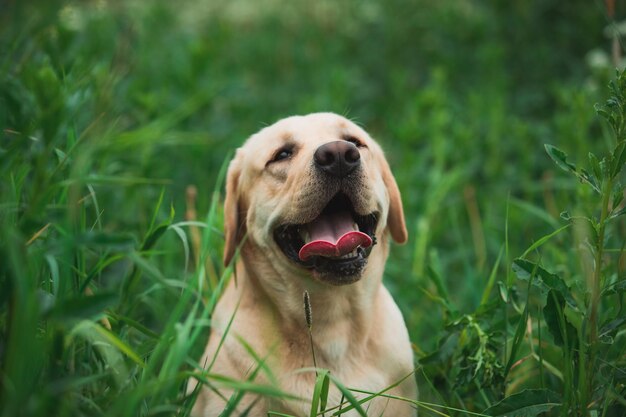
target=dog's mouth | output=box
[273,193,379,284]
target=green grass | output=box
[1,0,625,415]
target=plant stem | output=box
[585,176,613,411]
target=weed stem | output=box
[303,291,318,371]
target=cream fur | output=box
[190,113,417,416]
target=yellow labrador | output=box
[191,113,417,416]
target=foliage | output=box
[418,70,626,415]
[543,68,626,415]
[1,0,625,416]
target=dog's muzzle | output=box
[273,192,379,285]
[273,141,380,285]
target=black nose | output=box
[314,141,361,178]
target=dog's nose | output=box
[314,141,361,178]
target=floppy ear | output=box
[223,152,244,266]
[379,153,408,244]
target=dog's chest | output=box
[320,338,348,363]
[272,361,390,416]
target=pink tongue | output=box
[298,211,372,261]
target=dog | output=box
[191,113,417,416]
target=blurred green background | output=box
[1,0,624,415]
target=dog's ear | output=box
[223,151,244,266]
[378,152,408,244]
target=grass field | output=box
[1,0,626,415]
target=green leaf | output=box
[610,206,626,219]
[504,266,534,380]
[148,187,167,231]
[543,290,577,348]
[589,152,602,182]
[579,168,599,190]
[520,225,570,259]
[599,315,626,341]
[497,281,508,303]
[544,144,600,193]
[483,389,561,416]
[234,336,278,386]
[425,266,457,314]
[72,321,145,369]
[192,372,300,402]
[600,156,610,178]
[611,182,624,212]
[545,144,577,173]
[92,324,146,368]
[419,333,460,365]
[327,374,367,417]
[595,106,611,123]
[512,259,578,309]
[504,287,530,378]
[48,292,117,323]
[106,312,160,339]
[309,369,330,417]
[603,279,626,295]
[54,148,69,164]
[510,198,561,229]
[611,140,626,178]
[76,232,136,250]
[46,373,109,395]
[480,247,503,306]
[141,223,169,251]
[141,196,175,251]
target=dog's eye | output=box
[270,147,293,163]
[343,135,366,148]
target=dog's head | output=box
[223,113,407,285]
